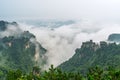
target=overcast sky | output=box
[0,0,120,21]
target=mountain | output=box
[0,21,47,77]
[108,33,120,42]
[59,40,120,74]
[0,20,18,31]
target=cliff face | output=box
[59,40,120,73]
[0,21,47,73]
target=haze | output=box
[1,0,120,21]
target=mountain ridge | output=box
[58,40,120,74]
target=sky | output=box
[0,0,120,21]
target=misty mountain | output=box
[108,33,120,42]
[0,21,47,74]
[58,40,120,74]
[0,20,18,31]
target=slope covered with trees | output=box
[59,40,120,74]
[0,21,47,79]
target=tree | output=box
[6,69,22,80]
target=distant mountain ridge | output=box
[21,20,75,27]
[108,33,120,42]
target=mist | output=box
[15,20,120,68]
[0,20,120,69]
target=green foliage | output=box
[5,65,120,80]
[59,40,120,73]
[6,70,22,80]
[0,33,47,79]
[87,66,103,80]
[6,65,85,80]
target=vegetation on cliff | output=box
[59,40,120,74]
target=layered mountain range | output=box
[1,20,120,77]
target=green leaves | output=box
[6,70,22,80]
[5,65,120,80]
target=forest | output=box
[5,65,120,80]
